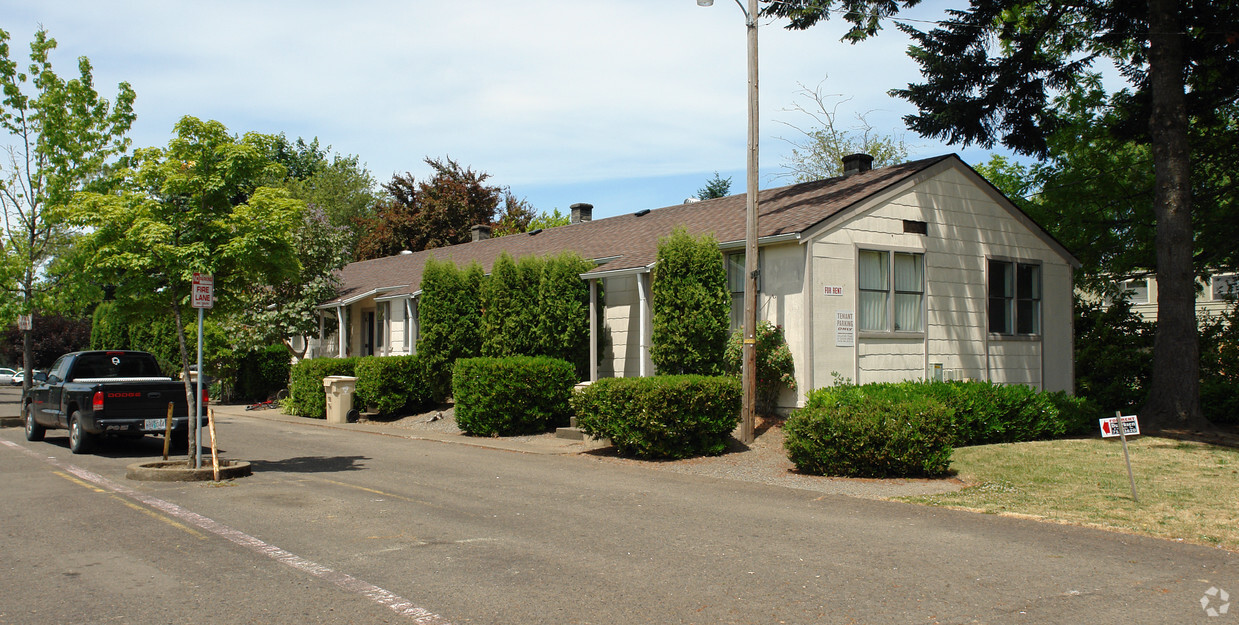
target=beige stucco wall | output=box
[599,274,645,378]
[807,164,1075,394]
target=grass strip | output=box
[899,436,1239,552]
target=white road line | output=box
[0,439,452,624]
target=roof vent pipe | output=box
[842,153,874,176]
[570,202,593,224]
[471,224,492,242]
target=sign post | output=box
[1099,412,1140,502]
[191,273,214,469]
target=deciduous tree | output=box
[0,28,135,387]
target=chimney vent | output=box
[570,202,593,224]
[842,153,874,176]
[471,224,492,242]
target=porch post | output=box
[337,305,346,357]
[638,272,650,377]
[589,279,598,382]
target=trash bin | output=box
[323,376,358,424]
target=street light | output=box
[699,0,759,444]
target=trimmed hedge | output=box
[650,228,730,375]
[784,385,955,478]
[234,344,292,402]
[453,356,576,436]
[573,375,741,459]
[783,380,1099,478]
[286,357,357,418]
[354,354,429,417]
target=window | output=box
[1121,278,1149,304]
[726,252,761,330]
[989,259,1041,335]
[859,250,924,332]
[1211,274,1238,301]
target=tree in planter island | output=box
[65,116,303,456]
[650,228,730,375]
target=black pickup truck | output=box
[22,351,206,454]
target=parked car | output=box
[22,351,205,454]
[0,367,15,385]
[11,369,47,386]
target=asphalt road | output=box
[1,386,1235,624]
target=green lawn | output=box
[900,436,1239,552]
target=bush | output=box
[418,258,485,402]
[573,375,741,459]
[453,356,577,436]
[918,380,1091,445]
[650,228,730,375]
[1200,301,1239,425]
[723,321,796,413]
[784,385,955,478]
[286,357,357,418]
[233,344,291,402]
[536,252,595,379]
[1074,294,1153,415]
[354,354,429,417]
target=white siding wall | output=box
[753,243,806,410]
[808,165,1074,393]
[600,274,641,377]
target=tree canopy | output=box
[0,27,135,378]
[777,81,908,182]
[65,116,304,450]
[697,172,732,200]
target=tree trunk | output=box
[172,302,199,459]
[1140,0,1207,430]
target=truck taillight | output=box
[201,387,209,407]
[92,391,104,412]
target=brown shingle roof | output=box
[323,155,954,306]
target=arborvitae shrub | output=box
[418,258,484,401]
[536,252,594,379]
[650,228,730,375]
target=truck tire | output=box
[25,404,45,442]
[68,411,94,454]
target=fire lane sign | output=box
[1099,414,1140,438]
[192,273,214,309]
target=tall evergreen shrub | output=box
[90,301,130,350]
[481,253,542,357]
[536,252,594,379]
[650,228,730,375]
[417,258,485,401]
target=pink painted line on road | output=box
[0,439,451,624]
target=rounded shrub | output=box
[784,385,955,478]
[723,321,797,414]
[573,375,741,459]
[354,354,429,417]
[286,357,357,418]
[452,356,576,436]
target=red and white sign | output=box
[17,314,32,331]
[192,273,214,309]
[1099,414,1140,438]
[824,285,844,296]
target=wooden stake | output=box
[162,402,174,461]
[208,408,220,482]
[1116,411,1138,502]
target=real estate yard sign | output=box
[1100,412,1140,502]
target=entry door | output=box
[363,311,375,356]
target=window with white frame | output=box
[1211,273,1238,301]
[859,250,924,332]
[1121,278,1149,304]
[988,259,1041,335]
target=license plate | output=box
[145,419,167,431]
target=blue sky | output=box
[6,1,1010,219]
